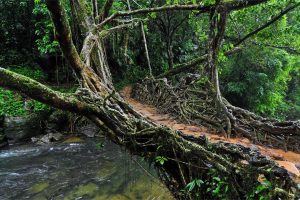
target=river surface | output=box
[0,137,173,200]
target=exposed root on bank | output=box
[121,82,300,199]
[132,76,300,153]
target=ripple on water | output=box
[0,139,174,200]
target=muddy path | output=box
[120,86,300,182]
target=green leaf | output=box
[155,156,168,165]
[186,181,196,192]
[196,179,204,187]
[213,177,221,182]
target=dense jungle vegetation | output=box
[0,0,299,119]
[0,0,300,199]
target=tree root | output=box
[132,76,300,152]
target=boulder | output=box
[4,114,44,142]
[45,110,69,133]
[0,132,7,148]
[0,115,7,147]
[32,132,63,144]
[77,123,100,137]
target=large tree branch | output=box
[252,41,300,54]
[0,68,92,114]
[46,0,110,94]
[46,0,86,78]
[70,0,91,33]
[156,47,240,78]
[157,2,299,78]
[97,0,268,28]
[80,21,140,63]
[234,2,300,46]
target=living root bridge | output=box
[1,67,299,200]
[132,76,300,153]
[0,0,299,199]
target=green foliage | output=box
[181,169,230,199]
[9,65,46,82]
[0,88,50,116]
[114,64,148,91]
[0,66,49,116]
[0,89,26,116]
[221,47,297,119]
[33,0,59,54]
[181,169,276,200]
[206,176,229,198]
[0,0,36,70]
[154,156,168,165]
[184,179,204,194]
[247,180,273,200]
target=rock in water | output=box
[0,115,7,147]
[4,115,44,142]
[32,133,63,144]
[45,110,69,133]
[78,124,99,137]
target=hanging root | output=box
[132,75,300,152]
[119,124,299,200]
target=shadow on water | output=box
[0,138,174,200]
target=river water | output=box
[0,138,173,200]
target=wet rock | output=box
[52,133,63,141]
[45,110,69,133]
[0,125,7,148]
[0,115,7,147]
[32,133,63,144]
[77,123,99,137]
[4,115,45,142]
[40,134,52,144]
[0,134,8,148]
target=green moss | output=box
[64,183,98,200]
[30,182,49,193]
[96,162,117,178]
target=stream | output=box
[0,137,173,200]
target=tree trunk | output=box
[166,37,174,70]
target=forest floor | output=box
[120,86,300,183]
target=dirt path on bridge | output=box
[120,86,300,182]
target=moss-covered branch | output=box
[0,67,93,114]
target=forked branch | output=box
[97,0,268,28]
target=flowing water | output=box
[0,138,173,200]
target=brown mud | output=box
[121,86,300,182]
